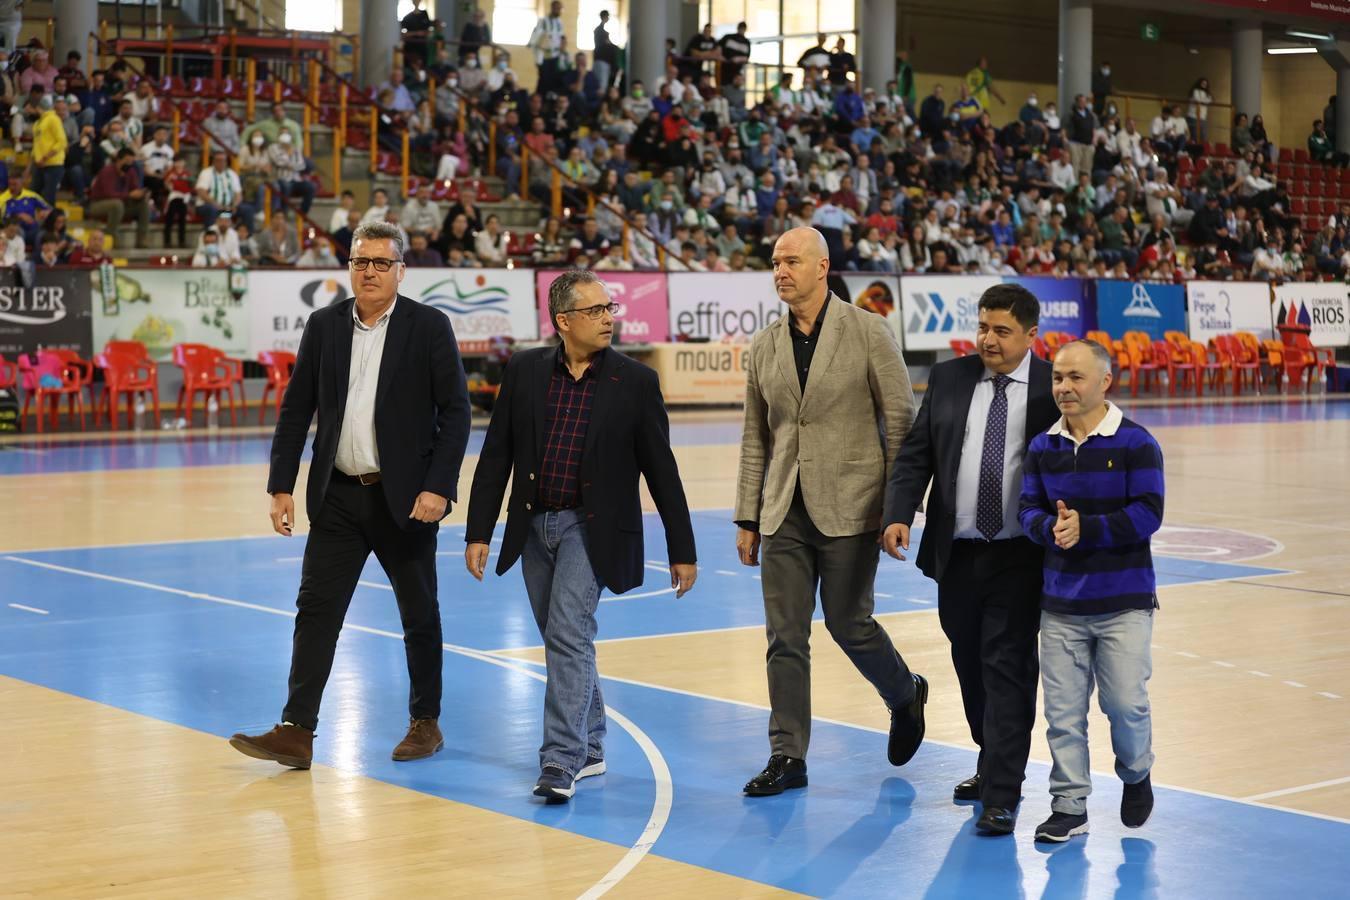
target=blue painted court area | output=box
[4,395,1350,476]
[2,520,1340,898]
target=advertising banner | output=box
[92,268,246,361]
[246,270,350,356]
[1006,277,1094,336]
[535,270,670,343]
[667,271,780,340]
[0,268,95,357]
[1271,283,1350,347]
[399,268,539,353]
[643,342,752,405]
[899,275,1000,351]
[1094,280,1186,342]
[1185,281,1273,344]
[832,273,903,348]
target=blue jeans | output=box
[1040,608,1155,815]
[521,508,606,777]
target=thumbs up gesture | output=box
[1052,500,1080,550]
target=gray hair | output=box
[547,268,601,331]
[1059,339,1114,374]
[351,221,404,258]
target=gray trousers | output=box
[761,492,914,759]
[1041,608,1155,815]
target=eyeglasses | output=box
[564,302,618,320]
[349,257,402,272]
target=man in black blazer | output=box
[230,222,472,770]
[882,283,1060,835]
[465,269,697,803]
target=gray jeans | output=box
[760,493,914,759]
[1041,608,1155,815]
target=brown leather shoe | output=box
[392,717,444,761]
[229,724,314,769]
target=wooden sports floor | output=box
[2,398,1348,898]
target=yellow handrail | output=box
[245,58,256,122]
[401,131,410,197]
[369,105,378,176]
[519,144,529,199]
[551,169,562,218]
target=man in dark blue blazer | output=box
[230,222,472,770]
[465,268,697,803]
[882,283,1061,835]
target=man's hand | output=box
[736,527,761,567]
[1053,499,1080,550]
[465,541,489,580]
[670,563,697,598]
[270,492,295,536]
[410,491,449,523]
[882,522,911,561]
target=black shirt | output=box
[719,33,751,63]
[788,294,832,392]
[735,295,832,533]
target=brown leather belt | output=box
[333,469,382,486]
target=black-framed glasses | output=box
[349,257,402,272]
[564,302,618,320]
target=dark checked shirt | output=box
[538,346,603,510]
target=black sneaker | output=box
[1035,811,1089,843]
[577,756,606,780]
[1121,774,1154,827]
[533,765,576,803]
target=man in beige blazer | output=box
[735,227,928,796]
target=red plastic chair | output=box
[1286,332,1335,390]
[95,350,161,430]
[1155,340,1197,396]
[18,351,86,432]
[1032,337,1051,360]
[257,350,296,424]
[948,339,976,357]
[1194,341,1227,396]
[0,353,15,389]
[1214,334,1260,395]
[176,342,246,409]
[172,344,236,427]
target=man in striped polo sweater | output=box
[1018,339,1163,843]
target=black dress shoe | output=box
[976,805,1017,835]
[954,774,981,801]
[743,754,807,796]
[887,673,928,766]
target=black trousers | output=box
[937,537,1043,809]
[283,476,442,731]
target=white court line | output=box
[642,562,669,573]
[8,603,49,615]
[1244,774,1350,802]
[1213,660,1236,668]
[357,580,393,592]
[0,554,673,899]
[601,588,676,603]
[1317,692,1343,700]
[875,592,893,599]
[1285,680,1307,688]
[276,556,303,563]
[714,570,738,577]
[1249,670,1271,677]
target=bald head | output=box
[772,227,830,309]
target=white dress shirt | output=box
[334,298,396,476]
[954,349,1032,540]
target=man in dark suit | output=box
[229,222,472,770]
[882,283,1060,835]
[464,269,697,803]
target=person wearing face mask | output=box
[884,284,1060,836]
[296,236,340,268]
[1092,62,1112,118]
[87,147,151,248]
[268,130,316,214]
[238,132,273,217]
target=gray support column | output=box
[861,0,897,93]
[54,0,100,69]
[1057,0,1093,114]
[1231,21,1263,120]
[360,0,402,90]
[629,0,670,92]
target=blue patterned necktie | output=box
[976,374,1012,541]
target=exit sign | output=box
[1141,22,1160,42]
